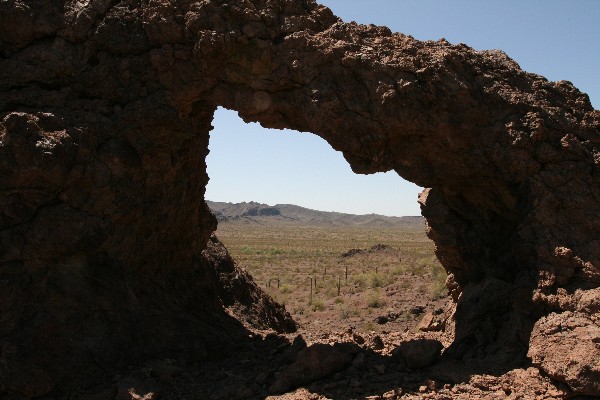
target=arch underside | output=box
[1,0,599,397]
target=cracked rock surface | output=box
[1,0,599,397]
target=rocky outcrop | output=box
[204,234,296,332]
[1,0,599,396]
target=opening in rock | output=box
[2,1,599,398]
[206,107,450,341]
[206,107,422,216]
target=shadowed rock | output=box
[392,339,444,370]
[1,0,599,396]
[270,343,355,394]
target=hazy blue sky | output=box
[206,1,599,217]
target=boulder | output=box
[418,312,445,332]
[270,343,354,393]
[392,339,444,369]
[528,311,600,396]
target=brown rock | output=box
[270,343,353,394]
[382,390,397,400]
[352,332,366,345]
[418,312,446,332]
[370,335,385,350]
[425,379,437,391]
[392,339,444,369]
[528,312,600,396]
[409,306,426,315]
[283,334,308,362]
[418,313,435,331]
[0,0,599,396]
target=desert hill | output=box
[207,200,424,228]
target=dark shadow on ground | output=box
[110,333,541,400]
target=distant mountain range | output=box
[206,200,423,228]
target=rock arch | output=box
[1,0,599,397]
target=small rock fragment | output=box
[410,306,425,315]
[418,312,435,331]
[116,376,160,400]
[352,332,365,345]
[382,389,397,399]
[425,379,437,391]
[418,312,445,332]
[370,335,385,350]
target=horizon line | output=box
[206,199,423,219]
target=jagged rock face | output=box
[1,0,599,397]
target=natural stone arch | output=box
[1,0,599,397]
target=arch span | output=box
[1,0,599,396]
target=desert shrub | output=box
[280,284,293,294]
[419,255,439,270]
[363,321,376,332]
[366,290,386,308]
[412,263,428,277]
[311,299,325,312]
[334,297,344,304]
[429,262,448,300]
[430,281,447,300]
[268,248,283,255]
[271,292,287,306]
[398,310,413,322]
[399,279,413,290]
[339,307,351,320]
[339,305,359,320]
[391,265,407,276]
[292,276,304,286]
[241,246,261,255]
[369,272,385,288]
[324,286,338,298]
[352,274,367,289]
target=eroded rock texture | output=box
[1,0,599,397]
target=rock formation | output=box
[1,0,599,397]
